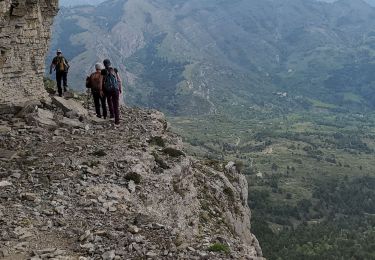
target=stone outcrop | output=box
[0,103,264,259]
[0,0,58,113]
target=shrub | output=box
[148,136,166,147]
[208,243,230,253]
[43,77,56,95]
[125,172,142,184]
[223,187,235,201]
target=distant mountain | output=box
[59,0,105,7]
[317,0,375,6]
[48,0,375,115]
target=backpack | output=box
[88,72,102,91]
[85,76,91,88]
[57,56,69,72]
[103,70,118,92]
[58,57,65,71]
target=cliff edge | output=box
[0,1,263,259]
[0,103,263,259]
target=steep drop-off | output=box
[0,102,263,259]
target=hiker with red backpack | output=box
[86,63,107,119]
[102,59,122,125]
[50,49,70,97]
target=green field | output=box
[170,110,375,260]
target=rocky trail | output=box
[0,96,263,260]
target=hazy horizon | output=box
[59,0,105,7]
[59,0,375,7]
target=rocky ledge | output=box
[0,97,263,259]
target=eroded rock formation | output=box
[0,104,263,259]
[0,0,58,112]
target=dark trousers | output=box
[56,71,68,96]
[92,91,107,118]
[106,90,120,124]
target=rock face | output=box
[0,101,264,259]
[0,0,58,112]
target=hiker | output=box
[50,49,70,97]
[102,59,122,125]
[86,63,107,119]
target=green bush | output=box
[43,77,56,94]
[125,172,142,184]
[208,243,230,253]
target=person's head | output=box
[56,49,62,56]
[95,62,103,71]
[103,59,111,69]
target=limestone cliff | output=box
[0,1,263,259]
[0,0,58,112]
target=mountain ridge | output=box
[49,0,375,116]
[60,0,105,7]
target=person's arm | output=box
[64,57,70,71]
[50,57,56,74]
[86,75,92,89]
[115,69,122,93]
[99,74,104,97]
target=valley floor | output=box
[170,109,375,260]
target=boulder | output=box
[58,117,84,129]
[52,96,88,118]
[163,147,185,157]
[15,100,40,118]
[0,180,12,187]
[28,108,57,129]
[0,149,17,160]
[63,91,76,99]
[0,125,11,134]
[0,101,39,116]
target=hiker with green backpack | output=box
[101,59,122,125]
[50,49,70,97]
